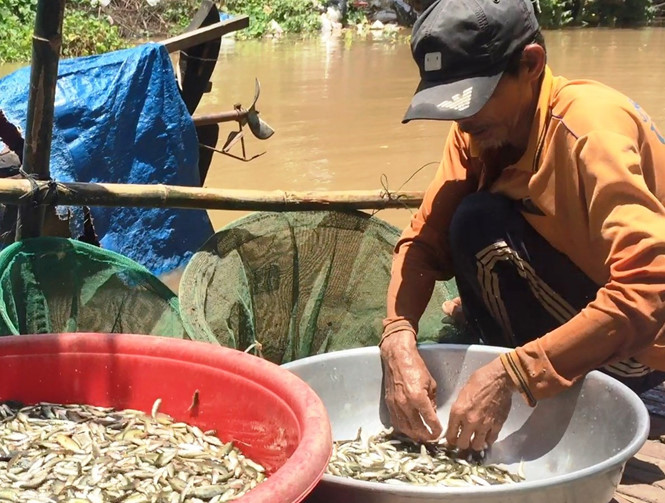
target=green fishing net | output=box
[0,237,186,337]
[179,211,472,365]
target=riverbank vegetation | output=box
[0,0,662,62]
[537,0,658,28]
[0,0,201,62]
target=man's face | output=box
[455,71,533,150]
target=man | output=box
[380,0,665,452]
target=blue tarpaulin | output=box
[0,43,214,276]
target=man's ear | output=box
[521,44,546,83]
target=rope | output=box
[396,161,439,191]
[179,50,219,63]
[18,168,40,207]
[17,169,66,207]
[370,161,438,217]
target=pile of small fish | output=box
[327,428,524,487]
[0,400,267,502]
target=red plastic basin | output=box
[0,332,332,503]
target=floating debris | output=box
[327,427,524,487]
[0,400,267,502]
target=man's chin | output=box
[473,136,507,150]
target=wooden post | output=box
[160,16,250,53]
[15,0,66,240]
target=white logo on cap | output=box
[424,52,442,72]
[436,87,473,112]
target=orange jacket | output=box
[384,66,665,401]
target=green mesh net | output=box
[0,237,186,338]
[179,211,472,365]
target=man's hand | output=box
[380,330,443,442]
[445,357,515,451]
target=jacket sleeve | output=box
[383,126,476,337]
[507,130,665,401]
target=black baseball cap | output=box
[403,0,540,123]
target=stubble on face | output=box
[470,133,508,150]
[458,121,510,150]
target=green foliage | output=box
[160,0,202,33]
[0,0,37,22]
[61,10,125,59]
[0,25,32,63]
[0,0,200,62]
[581,0,655,27]
[222,0,322,39]
[0,0,658,62]
[346,3,368,26]
[536,0,576,28]
[535,0,655,28]
[0,0,37,62]
[0,0,127,63]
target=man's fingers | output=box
[454,422,474,451]
[389,385,442,442]
[429,396,444,439]
[386,395,423,438]
[424,379,442,438]
[427,378,438,403]
[445,412,462,446]
[470,424,491,451]
[442,296,462,314]
[385,391,411,436]
[486,425,501,447]
[419,402,443,440]
[381,341,443,443]
[442,300,456,317]
[442,297,466,324]
[403,411,436,442]
[439,358,513,451]
[393,399,441,443]
[396,415,427,443]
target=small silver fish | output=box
[0,401,268,500]
[327,428,524,487]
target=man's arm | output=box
[0,110,23,163]
[383,126,476,338]
[504,130,665,401]
[381,126,475,442]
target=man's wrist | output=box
[379,320,417,348]
[499,352,537,407]
[379,327,417,350]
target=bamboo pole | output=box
[0,179,424,211]
[16,0,65,240]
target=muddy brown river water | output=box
[2,27,664,289]
[197,28,665,231]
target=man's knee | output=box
[449,192,516,259]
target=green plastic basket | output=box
[179,210,471,364]
[0,237,186,338]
